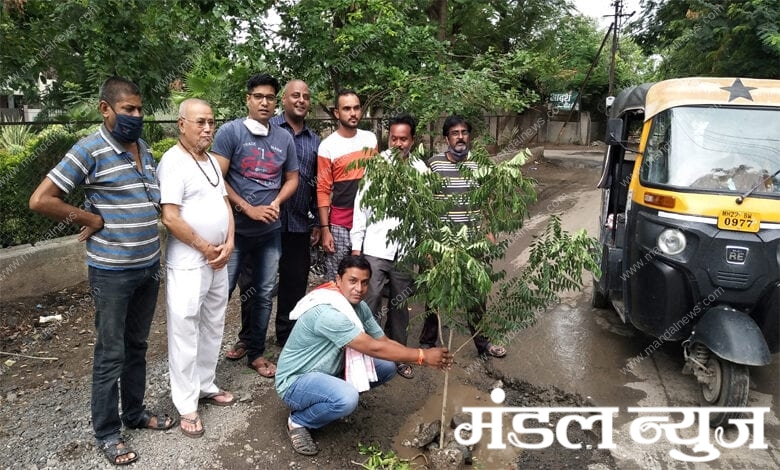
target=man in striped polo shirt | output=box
[417,115,507,359]
[317,89,378,281]
[30,77,173,465]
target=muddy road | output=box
[491,152,780,469]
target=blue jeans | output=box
[89,262,161,443]
[227,230,281,363]
[282,358,395,429]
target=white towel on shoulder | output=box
[289,282,377,392]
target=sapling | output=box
[355,140,599,449]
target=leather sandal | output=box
[199,390,235,406]
[485,343,507,358]
[125,410,176,430]
[99,438,138,466]
[287,425,318,455]
[226,341,248,360]
[396,363,414,379]
[248,357,276,378]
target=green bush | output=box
[150,137,178,161]
[0,122,33,155]
[0,125,82,247]
[0,124,183,247]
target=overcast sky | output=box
[572,0,642,28]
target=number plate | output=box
[717,210,760,232]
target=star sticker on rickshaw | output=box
[720,78,756,102]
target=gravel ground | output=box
[0,289,276,469]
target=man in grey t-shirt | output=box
[212,73,299,378]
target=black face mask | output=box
[109,106,144,143]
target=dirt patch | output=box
[0,153,616,469]
[0,282,170,397]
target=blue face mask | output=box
[110,108,144,143]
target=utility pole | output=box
[608,0,622,96]
[608,0,635,96]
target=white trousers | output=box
[166,265,228,415]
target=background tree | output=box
[2,0,655,124]
[0,0,271,113]
[630,0,780,79]
[531,14,653,112]
[269,0,639,129]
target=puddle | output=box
[392,374,522,468]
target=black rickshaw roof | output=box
[609,82,654,118]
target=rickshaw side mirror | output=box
[606,118,624,145]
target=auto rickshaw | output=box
[592,77,780,426]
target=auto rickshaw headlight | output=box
[657,228,687,255]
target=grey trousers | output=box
[363,254,414,346]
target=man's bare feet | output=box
[200,390,235,406]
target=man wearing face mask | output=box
[211,73,299,378]
[30,76,174,466]
[417,115,507,359]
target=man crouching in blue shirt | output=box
[275,255,453,456]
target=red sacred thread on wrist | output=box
[416,348,424,366]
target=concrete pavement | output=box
[536,145,605,169]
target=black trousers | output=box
[275,232,311,345]
[237,231,310,347]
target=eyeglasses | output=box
[142,180,161,215]
[448,130,470,137]
[182,117,216,129]
[249,93,277,102]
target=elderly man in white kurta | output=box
[158,98,235,438]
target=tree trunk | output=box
[427,0,448,42]
[439,328,453,448]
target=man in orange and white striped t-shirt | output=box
[317,89,378,280]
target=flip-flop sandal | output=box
[248,358,276,378]
[180,415,205,438]
[226,341,248,360]
[100,438,138,466]
[486,344,507,358]
[396,363,414,379]
[200,390,235,406]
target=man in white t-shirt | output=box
[351,114,428,379]
[158,98,236,439]
[317,89,378,280]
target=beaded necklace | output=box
[178,139,219,188]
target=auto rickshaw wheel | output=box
[590,279,609,309]
[697,355,749,428]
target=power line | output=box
[608,0,635,96]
